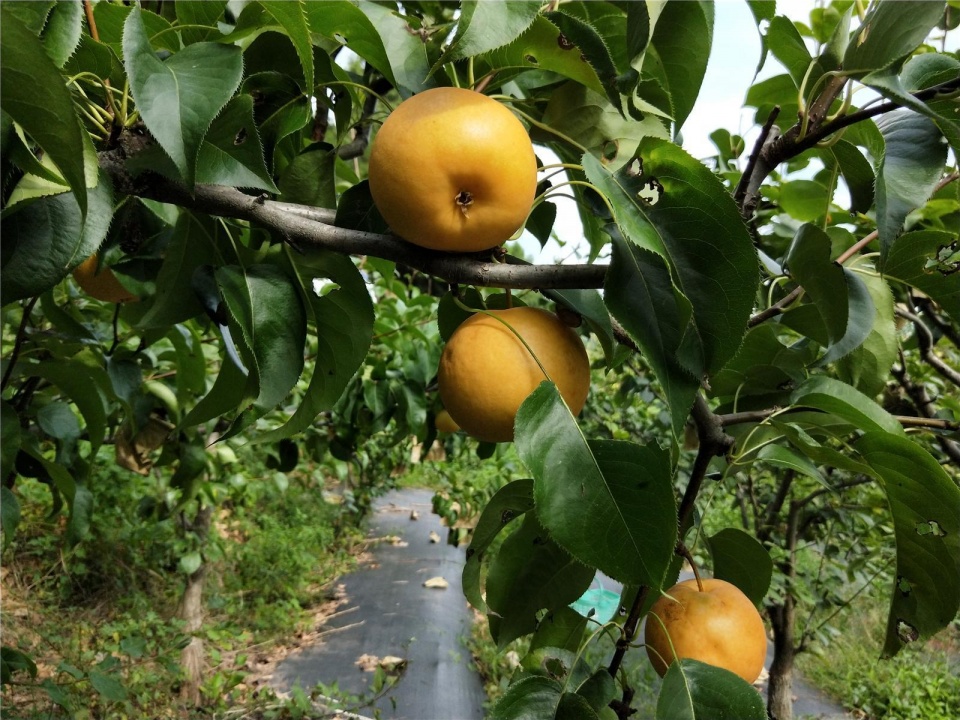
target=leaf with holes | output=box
[855,432,960,658]
[515,382,677,588]
[585,142,758,378]
[884,230,960,323]
[481,17,606,97]
[123,7,242,186]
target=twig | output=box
[678,396,735,529]
[734,105,781,211]
[1,296,39,392]
[896,308,960,387]
[717,406,959,432]
[82,0,118,120]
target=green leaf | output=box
[585,141,758,376]
[260,1,314,93]
[710,324,813,406]
[42,0,84,68]
[37,402,81,443]
[0,6,88,215]
[538,82,669,172]
[242,72,312,171]
[515,382,677,588]
[843,0,946,77]
[784,224,875,365]
[542,286,615,366]
[1,486,20,547]
[855,433,960,658]
[277,143,336,208]
[303,1,396,89]
[29,360,109,458]
[874,109,950,263]
[485,510,595,648]
[254,251,374,443]
[526,200,557,248]
[489,675,564,720]
[773,420,876,476]
[166,325,207,398]
[708,528,773,606]
[138,214,229,329]
[823,140,875,214]
[123,7,243,186]
[175,1,227,45]
[646,1,714,133]
[779,179,830,222]
[757,444,825,484]
[449,0,541,61]
[528,606,588,656]
[2,646,38,684]
[0,401,21,483]
[196,95,279,193]
[863,54,960,153]
[2,2,54,35]
[884,230,960,323]
[462,479,535,612]
[356,0,434,96]
[170,443,207,501]
[767,15,819,89]
[790,376,904,436]
[656,659,766,720]
[181,345,249,428]
[1,180,114,307]
[604,233,699,436]
[88,670,128,702]
[216,264,307,415]
[574,669,616,713]
[544,9,623,113]
[836,271,897,398]
[93,3,179,55]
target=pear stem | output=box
[677,543,704,592]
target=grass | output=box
[1,463,365,719]
[797,596,960,720]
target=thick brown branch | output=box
[100,152,607,290]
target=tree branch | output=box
[896,308,960,387]
[0,296,39,393]
[100,151,607,290]
[891,355,960,465]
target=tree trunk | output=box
[178,505,212,707]
[767,598,796,720]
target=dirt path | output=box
[271,488,486,720]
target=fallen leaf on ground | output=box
[428,531,441,543]
[423,576,449,589]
